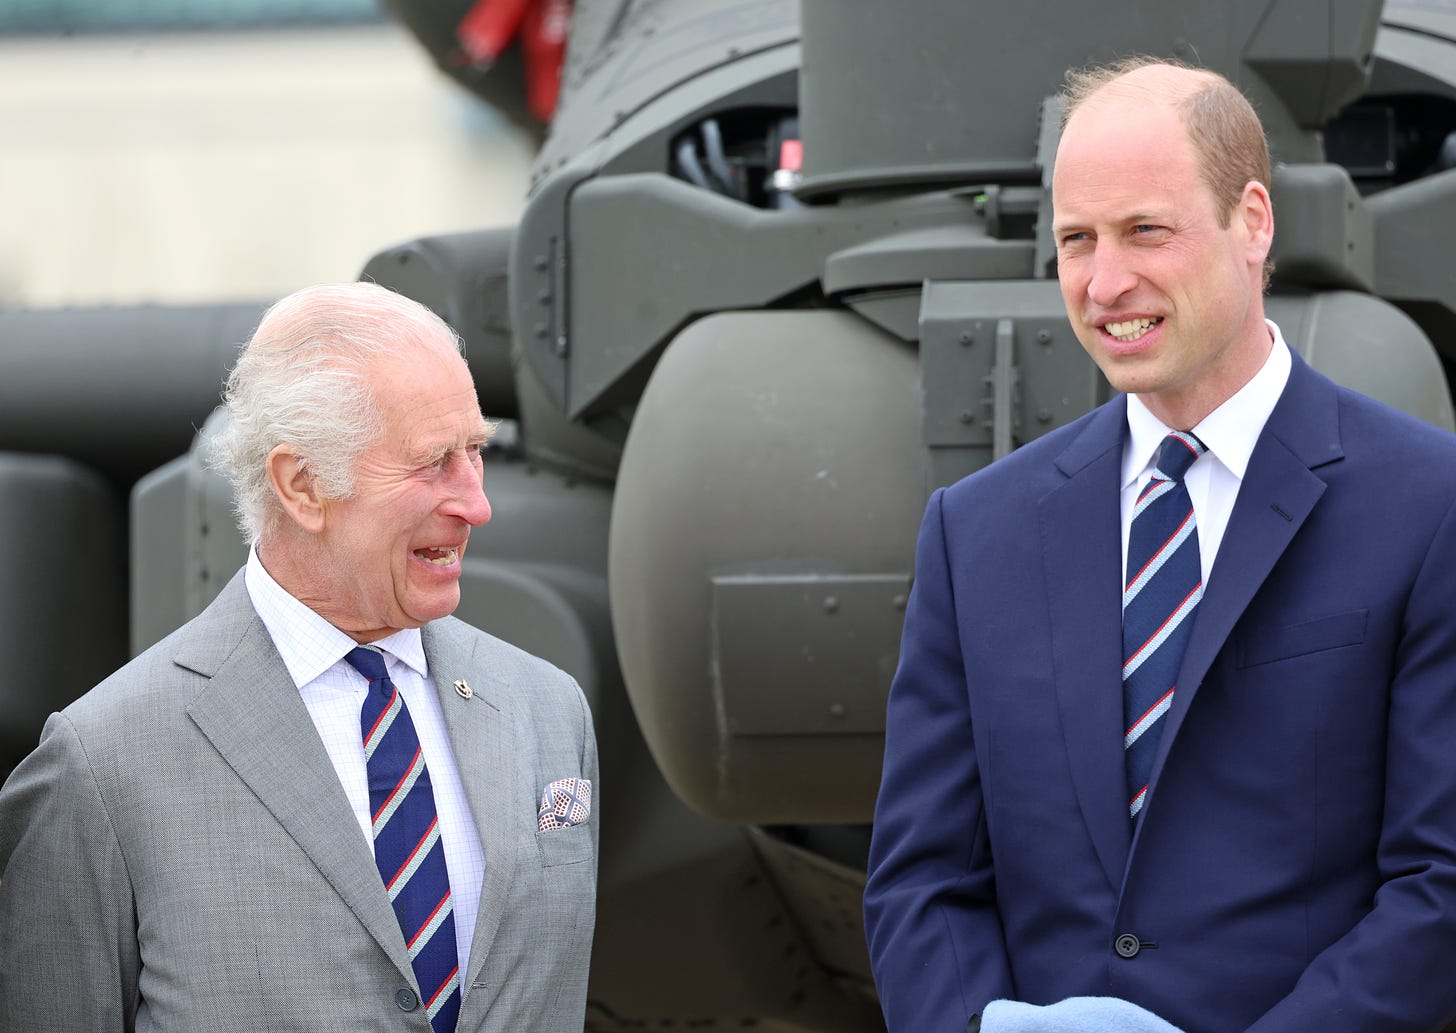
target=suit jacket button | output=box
[395,987,419,1011]
[1114,933,1142,958]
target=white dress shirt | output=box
[1120,320,1293,587]
[245,548,484,979]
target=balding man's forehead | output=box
[1083,64,1219,110]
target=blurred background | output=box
[4,3,1456,1029]
[0,0,538,307]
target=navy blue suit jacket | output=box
[864,350,1456,1033]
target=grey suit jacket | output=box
[0,571,598,1032]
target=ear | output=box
[266,444,327,535]
[1238,179,1275,267]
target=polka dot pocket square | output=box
[538,777,592,831]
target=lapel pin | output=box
[453,680,473,700]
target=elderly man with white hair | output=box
[0,282,598,1033]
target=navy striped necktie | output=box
[345,646,461,1033]
[1122,431,1207,821]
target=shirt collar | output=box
[244,547,428,688]
[1122,319,1292,489]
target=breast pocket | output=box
[1237,609,1368,668]
[534,822,595,867]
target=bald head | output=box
[1061,60,1220,125]
[1060,59,1271,235]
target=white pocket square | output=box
[538,777,592,831]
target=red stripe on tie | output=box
[373,746,422,824]
[1126,687,1176,739]
[1170,433,1200,458]
[362,686,397,752]
[1135,477,1166,506]
[387,815,440,892]
[1126,583,1203,669]
[408,891,453,950]
[426,966,460,1010]
[1126,509,1195,590]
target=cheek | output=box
[1058,267,1087,309]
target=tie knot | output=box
[343,646,388,683]
[1154,431,1206,483]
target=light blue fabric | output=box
[982,996,1184,1032]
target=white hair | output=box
[208,281,463,544]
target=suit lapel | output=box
[1141,353,1341,818]
[423,619,521,995]
[179,575,417,985]
[1041,401,1133,889]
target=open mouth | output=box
[1103,317,1162,343]
[413,546,460,566]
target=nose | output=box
[1086,241,1138,308]
[445,454,492,527]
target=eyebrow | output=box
[411,428,491,465]
[1052,210,1168,236]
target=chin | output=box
[409,592,462,626]
[1095,353,1165,393]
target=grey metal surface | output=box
[0,453,125,778]
[712,573,909,736]
[512,62,802,425]
[794,0,1375,198]
[1269,163,1375,291]
[536,0,800,179]
[609,309,921,824]
[919,280,1109,491]
[0,303,260,485]
[4,0,1456,1028]
[129,455,203,656]
[560,180,990,418]
[1368,169,1456,360]
[1370,17,1456,97]
[1383,0,1456,41]
[1268,291,1456,431]
[361,228,521,420]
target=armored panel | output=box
[0,453,125,775]
[610,309,921,823]
[550,177,983,418]
[1268,291,1454,432]
[1369,11,1456,98]
[1367,168,1456,361]
[130,455,200,655]
[535,0,800,177]
[361,228,520,419]
[712,573,908,737]
[919,280,1108,491]
[129,409,251,657]
[795,0,1371,197]
[0,303,260,485]
[1242,0,1383,126]
[1269,163,1375,291]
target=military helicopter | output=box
[2,0,1454,1028]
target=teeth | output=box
[1105,317,1160,342]
[416,547,458,566]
